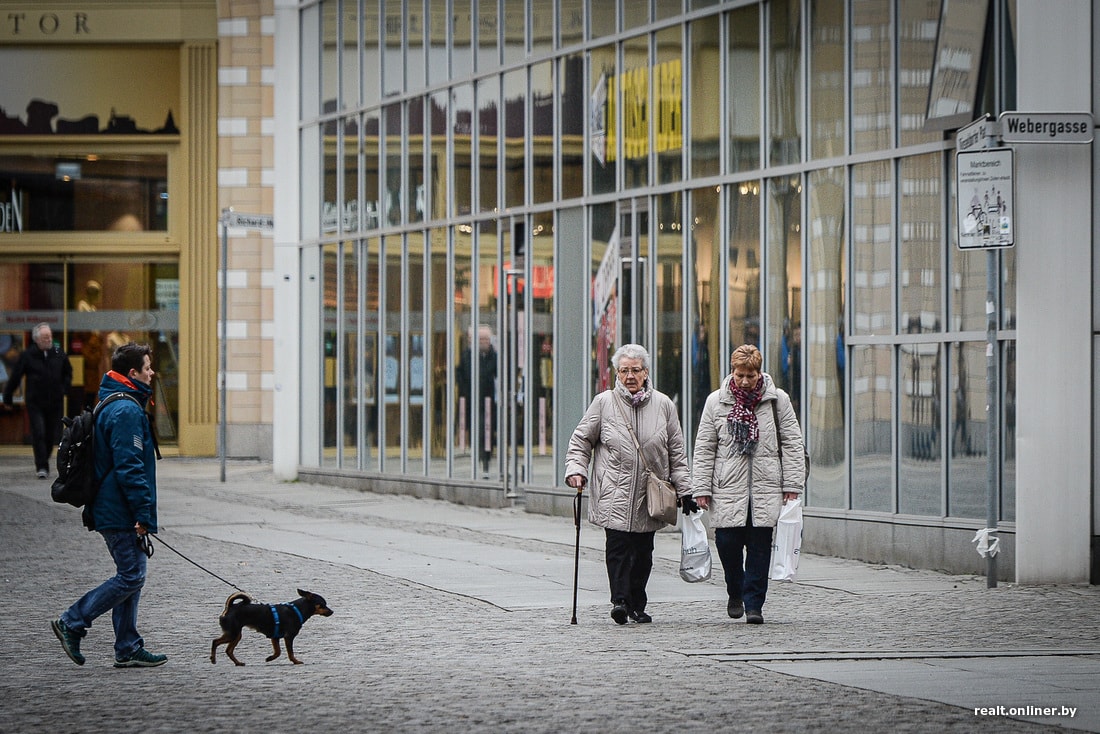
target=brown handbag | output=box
[614,396,679,525]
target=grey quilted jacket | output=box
[565,386,690,532]
[691,372,804,528]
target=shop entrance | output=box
[0,259,180,448]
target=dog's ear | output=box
[297,588,309,597]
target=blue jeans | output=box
[61,530,147,658]
[714,516,773,612]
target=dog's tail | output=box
[220,592,252,620]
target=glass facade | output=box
[297,0,1017,525]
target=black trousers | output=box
[604,528,655,612]
[27,401,63,473]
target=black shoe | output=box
[610,604,629,625]
[745,609,764,624]
[629,610,652,624]
[51,618,85,666]
[727,598,744,619]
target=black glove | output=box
[679,495,700,515]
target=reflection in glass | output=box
[898,0,941,146]
[321,244,338,467]
[408,98,425,224]
[427,0,448,87]
[728,179,761,350]
[690,186,720,438]
[851,344,892,511]
[899,153,942,335]
[590,203,616,393]
[899,342,941,515]
[809,0,845,160]
[323,120,339,235]
[590,0,615,39]
[589,44,617,196]
[531,61,553,205]
[560,53,584,200]
[343,115,360,234]
[655,192,682,413]
[560,0,583,48]
[948,341,986,518]
[622,34,648,190]
[453,84,474,216]
[363,111,381,230]
[341,0,359,109]
[384,235,403,470]
[852,161,892,336]
[363,3,380,106]
[475,220,499,478]
[429,91,448,221]
[765,176,800,381]
[1001,341,1015,521]
[407,232,426,473]
[478,77,499,213]
[728,5,761,173]
[478,0,499,71]
[452,2,473,78]
[383,0,403,97]
[806,167,845,507]
[428,227,449,478]
[452,226,474,477]
[504,69,527,209]
[655,26,682,187]
[851,0,892,152]
[363,237,381,471]
[529,211,555,483]
[508,0,534,62]
[769,0,802,167]
[321,0,339,112]
[342,241,359,468]
[383,104,403,226]
[690,19,720,178]
[406,0,425,90]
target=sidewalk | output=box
[1,455,1097,733]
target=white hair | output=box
[611,343,650,371]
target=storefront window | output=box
[0,260,179,447]
[0,154,167,233]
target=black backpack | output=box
[52,393,140,522]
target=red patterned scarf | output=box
[727,377,765,455]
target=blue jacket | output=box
[91,372,157,533]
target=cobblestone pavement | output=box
[1,456,1097,733]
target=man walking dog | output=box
[51,342,166,667]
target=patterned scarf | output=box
[615,379,651,407]
[727,376,765,455]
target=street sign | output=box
[956,147,1014,249]
[225,211,274,230]
[956,114,997,152]
[998,112,1093,144]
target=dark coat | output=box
[91,372,158,533]
[2,344,72,408]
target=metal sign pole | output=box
[985,250,999,588]
[219,208,230,483]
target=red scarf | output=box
[727,377,765,455]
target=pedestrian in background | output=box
[692,344,803,625]
[2,323,73,479]
[565,344,691,625]
[51,341,166,668]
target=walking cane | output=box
[571,489,582,624]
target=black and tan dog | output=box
[210,589,333,665]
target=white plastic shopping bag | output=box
[679,511,712,582]
[769,498,803,582]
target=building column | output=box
[1013,0,1093,583]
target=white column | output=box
[272,1,302,480]
[1014,0,1093,582]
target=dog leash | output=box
[144,533,248,594]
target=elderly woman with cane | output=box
[565,344,691,624]
[692,344,804,625]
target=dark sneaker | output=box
[727,598,744,619]
[51,618,85,666]
[114,648,167,668]
[745,609,764,625]
[629,610,652,624]
[36,470,48,479]
[610,604,629,625]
